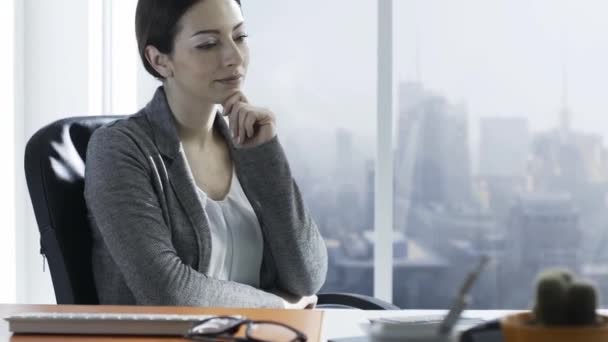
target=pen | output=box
[437,254,490,336]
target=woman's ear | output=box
[144,45,174,78]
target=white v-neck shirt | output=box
[196,170,264,287]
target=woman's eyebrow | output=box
[191,22,244,37]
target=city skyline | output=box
[307,78,608,308]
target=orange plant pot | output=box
[501,312,608,342]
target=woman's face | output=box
[167,0,248,104]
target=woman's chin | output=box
[216,87,243,100]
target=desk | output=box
[0,304,520,342]
[0,304,324,342]
[322,309,515,340]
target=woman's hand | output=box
[221,91,276,148]
[271,289,318,309]
[282,294,318,310]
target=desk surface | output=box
[0,304,524,342]
[0,304,324,342]
[322,309,515,340]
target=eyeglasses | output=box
[184,316,307,342]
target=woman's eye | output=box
[196,43,217,50]
[235,34,249,42]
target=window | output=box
[394,0,608,308]
[241,1,378,296]
[19,0,606,308]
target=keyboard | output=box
[5,312,237,336]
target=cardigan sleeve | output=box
[85,127,285,307]
[233,135,328,296]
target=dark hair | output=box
[135,0,242,79]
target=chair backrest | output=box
[24,116,124,304]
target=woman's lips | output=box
[216,76,243,85]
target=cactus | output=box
[565,282,598,325]
[533,269,572,325]
[532,269,599,326]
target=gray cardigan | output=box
[84,87,328,307]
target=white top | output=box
[196,170,264,287]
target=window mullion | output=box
[374,0,394,303]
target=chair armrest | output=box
[316,292,400,310]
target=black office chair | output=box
[24,116,399,310]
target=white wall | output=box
[0,0,17,304]
[17,0,90,304]
[111,0,139,113]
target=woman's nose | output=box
[223,41,245,67]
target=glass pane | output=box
[243,1,377,297]
[394,0,608,309]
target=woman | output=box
[84,0,327,308]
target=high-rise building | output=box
[335,128,355,185]
[529,130,608,194]
[395,82,473,209]
[479,117,530,178]
[502,193,581,307]
[443,103,473,206]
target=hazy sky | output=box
[243,0,377,157]
[242,0,608,158]
[396,0,608,140]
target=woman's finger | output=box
[222,92,241,116]
[237,108,250,144]
[243,110,257,139]
[237,91,249,104]
[222,91,248,114]
[228,102,241,140]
